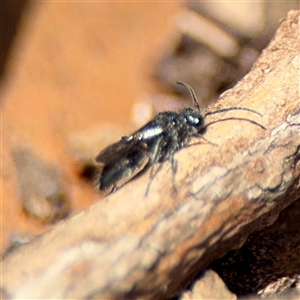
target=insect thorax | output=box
[152,109,203,162]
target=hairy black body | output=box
[95,82,265,193]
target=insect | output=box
[95,82,265,194]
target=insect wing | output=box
[95,135,152,191]
[98,149,150,191]
[95,139,135,165]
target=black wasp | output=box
[95,82,265,194]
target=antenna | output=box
[204,117,266,130]
[176,81,200,111]
[176,81,265,130]
[205,107,263,117]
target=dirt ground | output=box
[1,2,183,253]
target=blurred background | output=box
[1,1,298,256]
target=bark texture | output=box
[1,10,300,300]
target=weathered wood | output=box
[1,10,300,300]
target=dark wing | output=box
[96,116,165,165]
[97,148,150,191]
[95,139,137,165]
[95,138,152,192]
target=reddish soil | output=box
[1,2,183,253]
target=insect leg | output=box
[195,135,218,147]
[169,152,179,195]
[144,136,165,196]
[146,142,180,196]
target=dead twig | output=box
[1,10,300,300]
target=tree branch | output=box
[1,10,300,300]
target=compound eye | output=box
[186,115,200,125]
